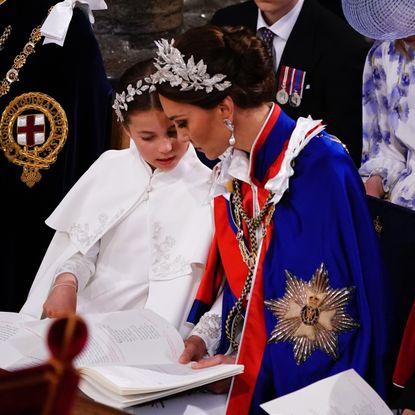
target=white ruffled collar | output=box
[212,105,325,204]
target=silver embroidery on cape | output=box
[151,221,189,275]
[68,209,125,250]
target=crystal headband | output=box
[112,78,156,123]
[150,38,232,93]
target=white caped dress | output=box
[21,141,213,337]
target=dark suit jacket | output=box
[211,0,370,166]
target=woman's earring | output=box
[224,118,236,146]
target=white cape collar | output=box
[211,107,324,204]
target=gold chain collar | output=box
[225,178,275,352]
[0,16,45,98]
[0,25,12,51]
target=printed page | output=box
[76,309,184,367]
[260,369,393,415]
[0,312,37,343]
[79,363,244,408]
[0,309,184,370]
[0,312,47,369]
[128,391,227,415]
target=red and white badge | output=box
[17,113,45,147]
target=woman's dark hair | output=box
[115,59,162,126]
[155,25,276,109]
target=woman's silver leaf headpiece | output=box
[150,38,232,93]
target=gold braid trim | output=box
[225,179,275,352]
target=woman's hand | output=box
[365,175,385,198]
[179,337,236,394]
[42,273,77,318]
[402,410,415,415]
[192,354,237,394]
[179,335,208,363]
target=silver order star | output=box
[265,263,359,365]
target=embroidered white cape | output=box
[21,141,213,336]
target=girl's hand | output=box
[42,273,77,318]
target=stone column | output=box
[94,0,184,80]
[183,0,236,30]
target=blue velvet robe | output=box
[189,105,391,414]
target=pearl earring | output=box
[224,118,235,146]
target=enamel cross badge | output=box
[0,92,68,187]
[17,113,45,146]
[265,263,359,365]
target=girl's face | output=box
[125,109,189,171]
[159,95,230,160]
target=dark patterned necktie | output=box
[258,27,275,57]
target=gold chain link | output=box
[0,10,50,98]
[0,25,12,51]
[225,179,275,352]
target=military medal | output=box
[289,91,301,107]
[288,68,306,108]
[276,89,289,105]
[265,263,359,365]
[276,65,290,105]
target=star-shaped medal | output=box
[265,263,359,365]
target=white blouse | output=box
[360,40,415,209]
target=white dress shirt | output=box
[256,0,304,69]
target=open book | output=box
[260,369,392,415]
[0,310,243,409]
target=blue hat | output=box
[342,0,415,40]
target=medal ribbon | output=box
[288,68,296,96]
[293,69,305,98]
[287,68,306,99]
[278,65,289,92]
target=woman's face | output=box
[125,109,189,171]
[159,95,230,160]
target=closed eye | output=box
[175,120,188,129]
[139,134,155,141]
